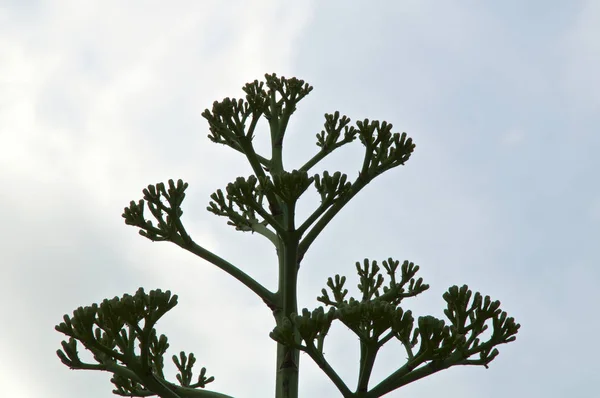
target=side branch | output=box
[296,199,331,237]
[123,181,277,308]
[225,143,271,169]
[170,232,276,307]
[298,178,368,258]
[300,111,358,173]
[369,353,463,396]
[236,136,281,213]
[299,139,351,174]
[303,344,353,398]
[202,95,281,218]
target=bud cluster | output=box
[356,119,415,179]
[271,258,520,396]
[122,179,189,242]
[55,288,215,397]
[315,111,357,152]
[202,73,313,157]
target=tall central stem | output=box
[274,198,300,398]
[269,86,301,397]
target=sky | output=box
[1,1,599,397]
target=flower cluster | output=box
[56,288,218,397]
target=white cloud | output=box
[1,2,314,397]
[561,0,600,118]
[500,128,525,146]
[1,2,599,398]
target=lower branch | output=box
[101,359,235,398]
[168,229,276,308]
[369,350,471,397]
[303,343,353,398]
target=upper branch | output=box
[262,74,313,173]
[296,171,352,237]
[201,84,279,213]
[207,175,285,239]
[298,120,415,259]
[122,179,276,307]
[203,74,314,223]
[298,176,366,259]
[299,112,358,173]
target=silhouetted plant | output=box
[56,74,520,398]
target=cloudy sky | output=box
[1,1,599,397]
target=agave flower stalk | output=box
[56,74,519,398]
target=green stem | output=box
[279,243,300,396]
[356,341,378,394]
[299,139,353,173]
[278,103,293,142]
[245,111,261,140]
[360,144,373,177]
[221,208,278,245]
[237,136,281,218]
[229,144,272,168]
[250,222,279,246]
[168,224,276,307]
[97,354,236,398]
[147,373,236,398]
[298,176,369,258]
[369,358,453,397]
[237,136,269,180]
[244,196,286,236]
[303,343,353,397]
[296,196,333,237]
[367,350,434,397]
[377,330,395,348]
[273,198,301,398]
[371,282,422,305]
[269,93,284,174]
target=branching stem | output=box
[168,220,276,307]
[303,343,353,398]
